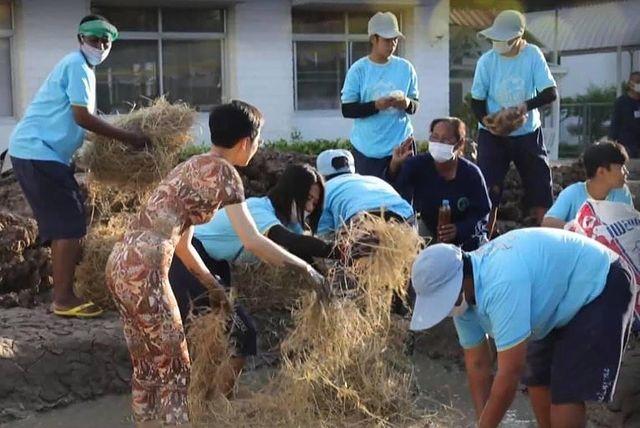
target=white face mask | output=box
[429,141,455,163]
[80,42,111,66]
[449,292,469,317]
[492,39,516,55]
[631,82,640,93]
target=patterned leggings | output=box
[107,243,191,425]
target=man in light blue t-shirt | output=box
[543,140,633,228]
[315,149,414,235]
[341,11,419,180]
[470,10,558,235]
[8,15,149,318]
[409,228,635,428]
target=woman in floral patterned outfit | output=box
[106,101,324,427]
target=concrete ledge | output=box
[0,307,130,423]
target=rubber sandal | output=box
[53,302,104,318]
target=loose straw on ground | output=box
[187,215,448,427]
[78,97,196,190]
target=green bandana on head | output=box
[78,19,119,42]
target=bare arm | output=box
[72,105,148,148]
[463,340,494,419]
[175,226,217,287]
[478,341,527,428]
[226,202,321,278]
[540,216,566,229]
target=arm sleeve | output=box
[342,101,378,118]
[407,64,419,101]
[544,186,575,222]
[66,63,92,107]
[525,86,557,111]
[471,98,488,123]
[455,169,492,242]
[267,225,335,260]
[609,98,622,140]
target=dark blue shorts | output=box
[168,238,257,357]
[352,147,391,180]
[477,128,553,209]
[522,261,634,404]
[10,156,86,244]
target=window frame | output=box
[292,9,402,112]
[92,6,227,112]
[0,0,14,118]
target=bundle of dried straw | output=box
[187,216,441,427]
[74,214,132,309]
[78,97,196,189]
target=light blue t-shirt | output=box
[454,228,617,351]
[9,51,96,165]
[195,196,301,262]
[546,182,634,222]
[341,56,419,158]
[317,173,414,234]
[471,44,556,136]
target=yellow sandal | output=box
[53,302,104,318]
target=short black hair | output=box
[80,14,110,25]
[268,164,325,233]
[209,100,264,148]
[583,140,628,178]
[430,117,467,142]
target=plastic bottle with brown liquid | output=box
[438,199,451,242]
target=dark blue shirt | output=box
[391,154,491,250]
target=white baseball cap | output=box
[478,10,525,42]
[368,12,404,39]
[409,244,464,331]
[316,149,355,177]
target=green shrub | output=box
[264,139,351,155]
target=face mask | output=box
[429,142,455,163]
[80,41,111,66]
[632,82,640,93]
[492,39,516,54]
[449,292,469,317]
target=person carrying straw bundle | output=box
[105,101,324,427]
[8,14,149,318]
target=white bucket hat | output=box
[368,12,404,39]
[409,244,464,331]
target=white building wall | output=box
[227,0,293,141]
[404,0,449,139]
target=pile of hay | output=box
[0,210,51,301]
[78,97,196,189]
[74,214,132,309]
[187,216,441,426]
